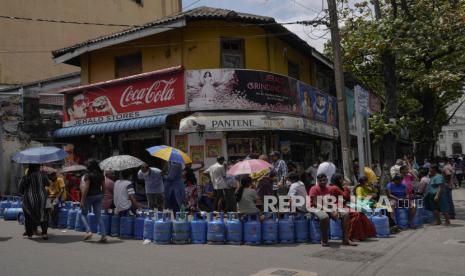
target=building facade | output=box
[437,99,465,157]
[0,0,181,86]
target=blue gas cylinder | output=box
[309,216,322,243]
[64,201,73,209]
[207,212,225,244]
[11,199,22,208]
[120,215,135,238]
[423,209,434,223]
[330,218,343,240]
[143,212,154,241]
[226,212,243,245]
[372,209,390,238]
[244,214,261,245]
[133,212,145,240]
[262,213,278,244]
[67,206,78,230]
[395,208,409,229]
[74,210,86,232]
[190,212,207,244]
[99,212,111,236]
[412,199,424,228]
[279,213,295,244]
[110,214,121,237]
[87,212,98,233]
[58,206,69,229]
[0,199,12,218]
[172,212,190,244]
[153,212,172,244]
[294,213,309,243]
[4,208,23,220]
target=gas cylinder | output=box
[99,212,111,236]
[67,206,78,230]
[110,214,120,237]
[226,212,242,245]
[244,214,261,245]
[294,213,309,243]
[0,198,11,218]
[395,208,409,229]
[133,212,145,240]
[64,201,73,209]
[330,218,343,240]
[74,210,86,232]
[87,212,98,233]
[262,213,278,245]
[172,212,190,244]
[190,212,207,244]
[4,208,23,221]
[143,212,154,241]
[120,215,135,239]
[278,213,295,244]
[309,217,322,243]
[372,209,390,238]
[153,212,172,244]
[412,198,424,228]
[57,206,69,229]
[423,209,434,224]
[207,212,225,244]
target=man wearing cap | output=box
[270,151,288,195]
[205,156,227,211]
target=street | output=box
[1,189,465,276]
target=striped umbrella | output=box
[146,145,192,165]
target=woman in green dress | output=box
[424,165,451,225]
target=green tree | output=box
[333,0,465,162]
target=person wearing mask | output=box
[102,170,115,211]
[270,151,288,195]
[138,163,164,211]
[287,172,307,213]
[114,169,141,215]
[80,160,106,242]
[205,156,227,212]
[19,164,50,240]
[47,172,66,228]
[236,176,259,215]
[164,162,185,213]
[309,173,357,247]
[424,165,451,225]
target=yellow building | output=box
[0,0,181,86]
[53,6,337,169]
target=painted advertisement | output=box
[298,82,337,126]
[62,68,185,127]
[187,69,300,115]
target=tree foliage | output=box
[333,0,465,159]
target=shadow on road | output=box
[0,237,12,242]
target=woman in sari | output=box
[424,165,451,225]
[19,164,50,239]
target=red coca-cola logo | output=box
[120,78,177,108]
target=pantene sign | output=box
[62,67,185,127]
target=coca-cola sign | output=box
[62,67,185,127]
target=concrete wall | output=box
[0,0,181,85]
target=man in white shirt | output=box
[205,156,227,212]
[114,170,140,215]
[287,172,307,213]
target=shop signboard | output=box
[187,69,300,115]
[179,112,339,139]
[355,85,369,117]
[205,139,222,158]
[62,67,185,127]
[174,135,188,153]
[298,82,337,125]
[190,145,204,164]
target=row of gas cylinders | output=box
[0,197,22,219]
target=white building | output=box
[437,96,465,156]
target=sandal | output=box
[83,232,93,241]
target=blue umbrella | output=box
[11,146,68,164]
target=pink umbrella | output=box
[227,159,273,176]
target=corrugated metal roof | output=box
[52,6,276,58]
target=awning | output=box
[54,114,169,138]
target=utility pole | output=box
[327,0,352,179]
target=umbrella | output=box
[40,166,57,173]
[227,159,273,176]
[146,145,192,165]
[11,146,68,164]
[99,155,144,171]
[61,164,87,173]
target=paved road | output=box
[1,190,465,276]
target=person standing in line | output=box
[19,164,50,240]
[164,162,185,213]
[102,170,115,211]
[114,169,141,215]
[316,160,336,185]
[235,176,259,215]
[305,161,319,186]
[80,160,107,242]
[424,165,451,225]
[442,160,456,219]
[205,156,227,212]
[270,151,288,195]
[454,157,463,188]
[138,163,164,211]
[287,172,308,213]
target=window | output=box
[453,143,463,155]
[115,52,142,79]
[220,39,244,68]
[439,134,444,140]
[288,61,300,80]
[453,132,459,139]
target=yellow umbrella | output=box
[146,145,192,164]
